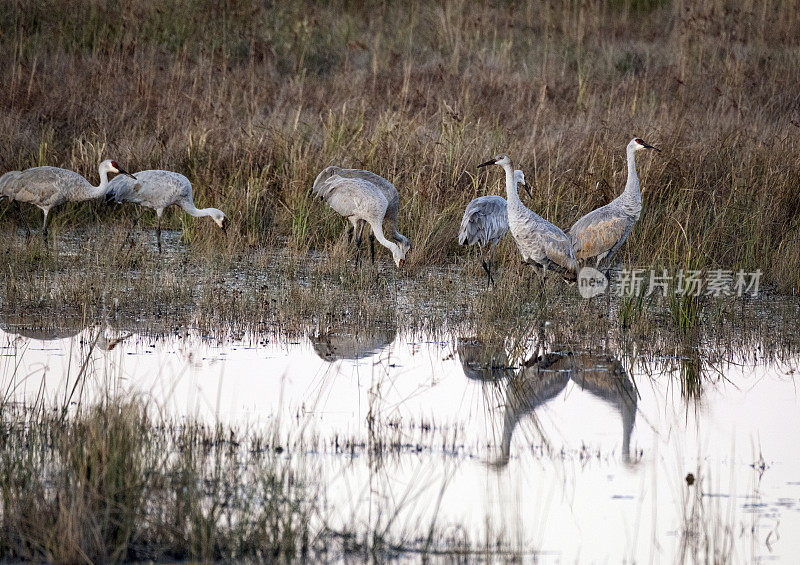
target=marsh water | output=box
[1,243,799,561]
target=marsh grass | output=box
[1,1,800,291]
[0,355,537,562]
[676,467,747,564]
[2,229,797,366]
[0,399,316,562]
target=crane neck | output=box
[624,146,640,198]
[620,145,641,213]
[503,163,522,207]
[91,167,112,198]
[184,205,206,218]
[621,393,636,465]
[180,202,216,218]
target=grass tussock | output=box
[0,1,799,291]
[0,400,314,562]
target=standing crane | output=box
[478,154,578,283]
[0,159,135,238]
[311,166,410,268]
[459,169,528,286]
[105,170,228,252]
[568,138,660,271]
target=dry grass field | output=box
[1,0,799,291]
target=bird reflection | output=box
[459,341,638,468]
[0,312,85,341]
[456,337,515,381]
[311,327,396,362]
[0,312,131,351]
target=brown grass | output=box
[1,0,799,292]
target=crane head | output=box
[514,169,533,198]
[632,138,661,152]
[477,154,512,169]
[390,242,407,268]
[103,159,137,179]
[207,208,227,230]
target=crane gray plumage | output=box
[568,138,660,270]
[478,154,578,282]
[106,169,227,252]
[0,159,134,238]
[459,170,526,286]
[311,166,410,267]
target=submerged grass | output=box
[1,1,799,291]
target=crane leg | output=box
[156,215,162,253]
[488,245,497,286]
[369,233,375,264]
[479,245,493,287]
[347,224,354,243]
[132,207,146,229]
[14,201,32,237]
[353,221,364,267]
[41,209,49,240]
[481,258,491,287]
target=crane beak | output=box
[398,258,405,268]
[116,166,137,179]
[477,158,498,169]
[522,182,533,199]
[220,217,229,233]
[641,141,661,152]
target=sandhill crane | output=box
[492,351,637,468]
[0,159,135,238]
[568,138,660,271]
[106,170,227,252]
[311,166,410,267]
[459,169,528,286]
[478,154,578,282]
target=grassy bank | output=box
[1,231,798,370]
[1,0,799,292]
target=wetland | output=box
[0,233,798,562]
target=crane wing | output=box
[0,167,78,207]
[106,170,191,209]
[105,174,140,203]
[0,171,23,199]
[317,177,389,220]
[568,205,632,261]
[459,196,508,246]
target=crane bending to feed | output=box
[0,159,135,238]
[106,170,228,252]
[311,166,411,268]
[568,138,660,271]
[478,154,578,283]
[459,169,529,286]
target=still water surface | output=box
[1,317,798,561]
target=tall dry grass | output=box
[1,0,799,291]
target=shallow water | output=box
[1,311,798,562]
